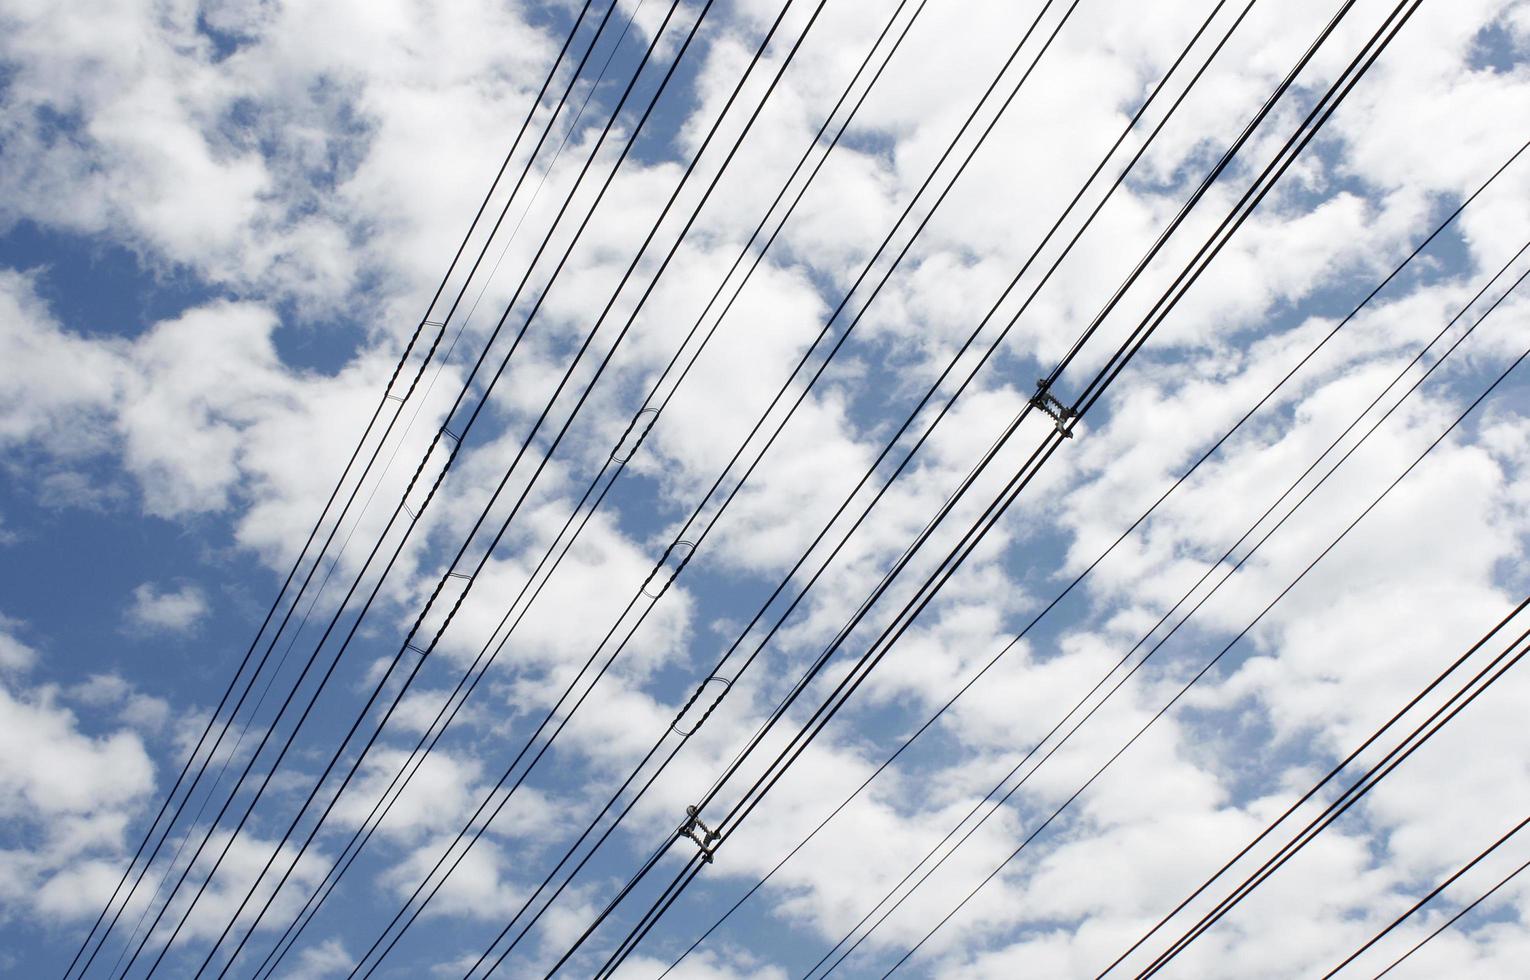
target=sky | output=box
[2,0,1530,977]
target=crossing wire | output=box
[61,4,609,978]
[579,0,1413,972]
[245,1,930,975]
[658,126,1530,980]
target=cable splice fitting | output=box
[1030,378,1078,438]
[679,805,721,864]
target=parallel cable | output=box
[585,2,1419,970]
[1375,842,1530,977]
[62,5,608,978]
[819,229,1530,980]
[1125,607,1530,978]
[1327,814,1530,977]
[465,0,1137,972]
[660,124,1530,980]
[185,0,807,973]
[112,0,712,973]
[890,280,1527,978]
[105,7,644,978]
[187,3,846,977]
[244,2,929,975]
[337,0,1088,971]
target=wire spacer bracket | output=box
[679,805,721,863]
[1030,378,1078,438]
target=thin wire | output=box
[116,0,705,972]
[895,335,1526,978]
[601,1,1420,969]
[1375,852,1530,977]
[61,6,603,976]
[665,131,1530,978]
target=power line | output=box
[174,1,838,976]
[62,4,612,977]
[111,0,717,972]
[660,126,1530,980]
[1375,840,1530,977]
[578,1,1425,972]
[244,1,930,974]
[887,300,1527,976]
[815,227,1530,979]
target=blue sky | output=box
[3,1,1530,978]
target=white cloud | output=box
[125,582,210,635]
[1,0,1529,975]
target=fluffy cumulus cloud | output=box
[2,0,1530,977]
[125,582,211,634]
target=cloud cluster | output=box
[1,0,1528,977]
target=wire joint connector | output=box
[679,805,721,863]
[1030,378,1078,438]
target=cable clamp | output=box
[1030,378,1078,438]
[679,805,721,864]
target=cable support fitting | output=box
[679,805,721,864]
[1030,378,1078,438]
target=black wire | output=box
[1126,333,1530,972]
[1148,620,1530,980]
[115,0,705,973]
[59,7,605,980]
[689,0,1366,834]
[821,232,1530,979]
[287,5,840,977]
[476,0,1105,970]
[895,324,1526,978]
[1375,844,1530,977]
[243,0,922,966]
[1328,814,1530,976]
[383,0,1087,971]
[591,0,1414,969]
[200,0,809,969]
[224,17,654,980]
[264,1,931,976]
[662,130,1530,978]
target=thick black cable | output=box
[691,0,1368,831]
[591,1,1410,968]
[115,1,707,974]
[663,132,1530,977]
[60,7,605,979]
[1375,846,1530,977]
[1102,607,1530,975]
[822,232,1530,979]
[1132,340,1530,976]
[891,317,1525,977]
[714,0,1372,866]
[1328,814,1530,977]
